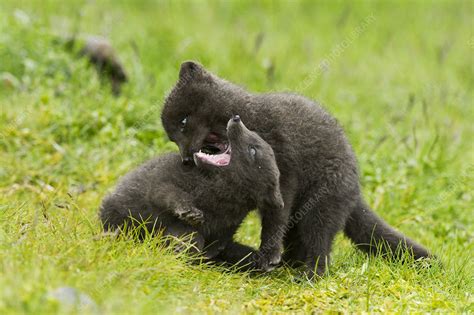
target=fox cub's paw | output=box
[174,205,204,226]
[251,250,282,272]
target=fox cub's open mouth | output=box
[193,134,231,167]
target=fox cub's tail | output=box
[344,201,431,260]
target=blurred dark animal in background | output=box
[62,35,128,96]
[78,37,127,96]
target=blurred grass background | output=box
[0,0,473,313]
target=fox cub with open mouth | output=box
[100,116,285,270]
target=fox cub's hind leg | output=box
[162,219,205,256]
[212,241,258,270]
[282,226,306,267]
[296,196,353,278]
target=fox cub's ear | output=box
[179,61,205,82]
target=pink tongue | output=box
[216,157,229,165]
[208,154,230,165]
[195,151,231,166]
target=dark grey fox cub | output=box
[100,116,285,269]
[161,61,434,278]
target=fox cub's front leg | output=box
[150,184,204,226]
[173,204,204,226]
[252,190,287,272]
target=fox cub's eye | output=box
[248,146,257,159]
[180,116,188,132]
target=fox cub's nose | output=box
[182,156,194,165]
[227,114,242,132]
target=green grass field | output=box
[1,0,473,313]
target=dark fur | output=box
[161,61,433,278]
[58,32,127,95]
[79,37,127,96]
[100,118,285,269]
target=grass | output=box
[0,0,473,313]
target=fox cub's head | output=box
[162,61,249,166]
[193,115,283,209]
